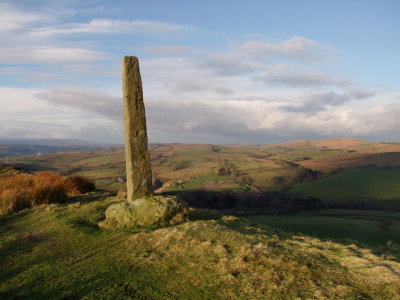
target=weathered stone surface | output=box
[98,196,189,228]
[98,56,189,230]
[122,56,153,201]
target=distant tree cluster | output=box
[181,190,238,209]
[179,189,324,213]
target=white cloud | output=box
[0,46,108,64]
[31,19,190,36]
[0,2,44,33]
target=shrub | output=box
[64,175,95,195]
[182,190,238,209]
[0,188,32,215]
[0,173,35,191]
[0,172,94,216]
[31,172,67,205]
[172,160,190,171]
[32,184,67,205]
[6,165,22,171]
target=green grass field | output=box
[246,209,400,247]
[288,166,400,209]
[2,139,400,298]
[1,194,399,299]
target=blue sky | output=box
[1,0,399,144]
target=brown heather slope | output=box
[310,138,366,149]
[299,152,400,173]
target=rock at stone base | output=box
[98,195,189,229]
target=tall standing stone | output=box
[122,56,153,200]
[98,56,189,229]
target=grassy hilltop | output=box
[1,193,399,299]
[1,138,400,299]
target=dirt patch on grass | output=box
[21,230,44,243]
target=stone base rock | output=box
[99,195,189,229]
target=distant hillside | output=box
[0,138,121,157]
[0,138,90,146]
[271,138,367,149]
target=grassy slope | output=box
[288,166,400,208]
[1,194,400,299]
[246,209,400,247]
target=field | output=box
[6,138,400,195]
[0,194,399,299]
[1,138,400,298]
[247,209,400,247]
[287,166,400,209]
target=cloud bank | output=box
[1,2,399,144]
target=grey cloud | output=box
[213,87,234,95]
[235,37,334,62]
[168,78,234,94]
[198,54,260,75]
[35,89,121,119]
[255,70,352,87]
[350,90,376,99]
[280,92,352,114]
[170,80,209,93]
[140,45,192,55]
[146,97,400,144]
[280,89,376,114]
[196,37,336,76]
[3,86,399,144]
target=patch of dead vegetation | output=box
[121,217,400,299]
[21,230,44,243]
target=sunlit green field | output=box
[246,209,400,247]
[288,166,400,209]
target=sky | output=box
[1,0,399,144]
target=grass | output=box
[165,173,242,192]
[246,209,400,247]
[288,166,400,209]
[70,153,124,166]
[274,149,342,161]
[2,140,400,298]
[0,194,400,299]
[74,168,121,178]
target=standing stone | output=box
[122,56,153,200]
[98,56,189,229]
